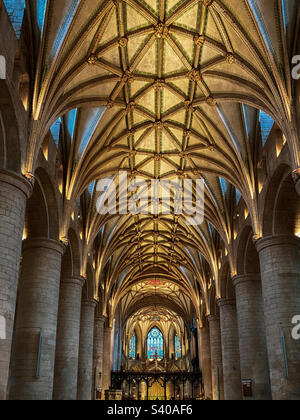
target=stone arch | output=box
[61,228,81,278]
[25,167,59,239]
[82,263,95,301]
[236,226,260,275]
[262,164,300,236]
[208,284,220,317]
[0,81,22,172]
[134,324,143,359]
[219,261,235,299]
[168,324,176,359]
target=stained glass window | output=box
[3,0,25,38]
[175,335,181,359]
[129,333,136,359]
[147,328,164,360]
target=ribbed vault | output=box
[23,0,300,324]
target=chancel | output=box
[0,0,300,402]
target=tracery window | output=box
[147,328,164,360]
[175,334,181,359]
[129,333,136,359]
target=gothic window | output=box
[147,328,164,360]
[129,333,136,359]
[175,335,181,359]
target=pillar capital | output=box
[95,315,107,324]
[104,326,113,331]
[233,274,260,288]
[207,314,220,323]
[61,276,85,288]
[22,237,66,255]
[82,299,98,309]
[217,298,236,308]
[0,169,33,198]
[255,235,300,253]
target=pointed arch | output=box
[147,327,164,360]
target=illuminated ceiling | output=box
[25,0,299,323]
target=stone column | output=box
[0,170,31,400]
[199,326,212,399]
[9,238,65,400]
[102,326,114,397]
[256,235,300,400]
[208,315,224,400]
[77,299,97,401]
[93,315,106,400]
[233,274,271,400]
[53,276,85,400]
[218,298,242,400]
[169,332,175,359]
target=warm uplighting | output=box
[253,234,262,242]
[42,138,49,161]
[22,227,28,241]
[244,208,249,219]
[60,236,69,246]
[276,143,283,157]
[296,231,300,238]
[58,179,63,194]
[293,168,300,176]
[24,172,34,180]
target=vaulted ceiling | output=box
[23,0,300,324]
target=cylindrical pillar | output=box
[233,274,271,400]
[256,235,300,400]
[93,315,106,400]
[169,332,175,359]
[218,298,242,400]
[9,238,65,400]
[102,326,114,398]
[199,326,212,400]
[77,299,97,400]
[0,170,31,400]
[207,315,224,400]
[53,276,85,400]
